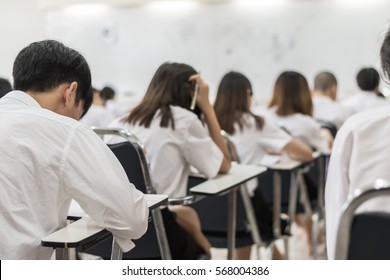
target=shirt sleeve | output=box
[258,120,292,152]
[325,126,353,259]
[303,119,330,153]
[182,118,224,179]
[60,125,149,252]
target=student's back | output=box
[325,106,390,259]
[214,71,313,259]
[0,40,148,260]
[342,67,389,112]
[107,105,221,198]
[0,92,118,258]
[342,90,388,112]
[106,62,231,259]
[326,30,390,260]
[266,71,331,153]
[214,71,313,188]
[312,71,355,129]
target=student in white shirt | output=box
[106,62,231,259]
[325,29,390,260]
[80,87,115,127]
[214,71,313,259]
[266,71,333,254]
[101,85,125,118]
[342,67,388,112]
[267,71,332,153]
[312,71,355,129]
[0,40,148,260]
[101,86,116,105]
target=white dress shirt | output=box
[312,95,355,129]
[342,90,389,113]
[325,106,390,259]
[80,104,115,127]
[106,106,223,198]
[265,108,330,154]
[0,91,148,259]
[228,113,292,194]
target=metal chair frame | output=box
[335,179,390,259]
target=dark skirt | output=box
[161,208,206,259]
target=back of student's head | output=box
[381,28,390,83]
[0,77,12,98]
[269,71,312,117]
[215,71,251,114]
[126,62,198,129]
[12,40,93,117]
[356,67,380,91]
[214,71,263,134]
[314,71,337,92]
[101,86,116,102]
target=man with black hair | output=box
[325,30,390,259]
[101,86,116,104]
[0,40,148,259]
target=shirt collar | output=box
[314,95,333,102]
[1,90,42,108]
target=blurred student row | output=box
[2,66,385,135]
[30,66,383,135]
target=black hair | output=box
[125,62,199,130]
[356,67,380,91]
[101,86,116,101]
[0,77,12,98]
[214,71,264,134]
[12,40,93,117]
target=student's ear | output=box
[63,82,78,105]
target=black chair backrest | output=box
[85,129,161,259]
[335,180,390,259]
[108,142,148,194]
[348,212,390,259]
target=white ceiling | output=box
[37,0,231,10]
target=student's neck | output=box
[312,91,331,98]
[27,90,60,112]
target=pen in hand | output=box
[190,82,199,110]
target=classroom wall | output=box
[0,0,45,81]
[1,0,390,105]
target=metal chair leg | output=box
[152,208,172,260]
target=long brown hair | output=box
[268,71,313,116]
[124,62,199,130]
[214,71,264,135]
